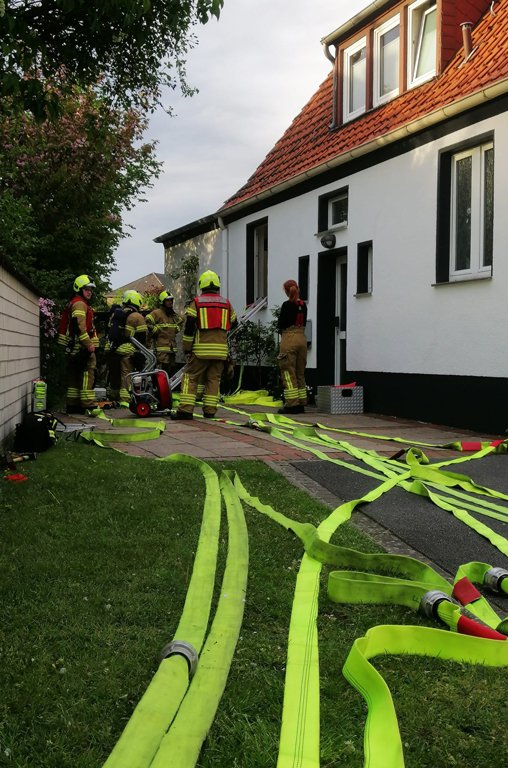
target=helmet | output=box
[122,290,143,309]
[73,274,96,292]
[159,290,174,303]
[199,270,220,291]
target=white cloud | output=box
[112,0,366,286]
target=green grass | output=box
[1,442,507,768]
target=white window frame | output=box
[373,15,400,107]
[449,142,493,282]
[407,0,436,89]
[343,36,367,123]
[328,192,348,231]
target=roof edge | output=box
[220,75,508,218]
[321,0,396,46]
[154,213,218,246]
[0,251,41,296]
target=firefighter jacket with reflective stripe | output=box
[182,293,237,359]
[278,299,307,331]
[58,296,98,355]
[114,310,148,355]
[145,307,184,353]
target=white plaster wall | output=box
[164,229,222,312]
[226,110,508,378]
[0,266,40,445]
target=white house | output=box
[156,0,508,434]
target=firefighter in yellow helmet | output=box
[57,274,99,414]
[107,290,148,402]
[171,270,237,420]
[145,290,184,377]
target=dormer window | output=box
[373,16,400,106]
[408,0,437,87]
[343,37,367,122]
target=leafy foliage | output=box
[0,86,162,304]
[0,0,224,119]
[229,312,280,390]
[168,252,199,305]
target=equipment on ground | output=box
[168,296,268,393]
[31,380,47,413]
[126,337,172,417]
[0,451,37,470]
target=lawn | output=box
[1,440,507,767]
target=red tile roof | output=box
[222,1,508,211]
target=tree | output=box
[0,86,162,303]
[0,0,224,119]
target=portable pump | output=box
[126,338,172,417]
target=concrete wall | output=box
[0,265,40,445]
[225,110,508,378]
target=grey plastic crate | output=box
[316,385,363,414]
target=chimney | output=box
[461,22,473,59]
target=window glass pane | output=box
[350,46,366,112]
[415,7,436,78]
[380,25,399,96]
[455,156,472,271]
[483,148,494,267]
[330,195,348,226]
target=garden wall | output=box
[0,256,40,446]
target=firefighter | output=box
[107,290,147,402]
[171,270,237,420]
[145,290,184,377]
[277,279,308,415]
[58,274,99,414]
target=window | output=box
[436,138,494,284]
[343,37,367,122]
[298,256,309,301]
[408,0,436,88]
[318,187,349,233]
[246,218,268,304]
[329,193,348,228]
[373,16,400,106]
[450,143,493,279]
[357,241,373,294]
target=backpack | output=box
[107,306,129,348]
[13,412,58,453]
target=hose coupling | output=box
[483,567,508,594]
[419,590,454,621]
[158,640,198,679]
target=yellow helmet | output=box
[159,290,174,303]
[73,274,96,292]
[122,290,143,309]
[199,270,220,291]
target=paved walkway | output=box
[57,404,504,462]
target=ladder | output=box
[167,295,268,391]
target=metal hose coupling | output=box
[483,567,508,594]
[419,590,454,622]
[158,640,198,679]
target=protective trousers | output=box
[178,356,224,415]
[67,352,96,409]
[278,327,307,408]
[156,351,176,377]
[107,353,133,402]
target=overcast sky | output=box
[112,0,366,288]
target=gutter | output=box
[321,0,394,46]
[219,75,508,219]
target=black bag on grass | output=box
[13,412,58,453]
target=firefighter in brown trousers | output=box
[171,270,237,420]
[145,290,183,376]
[107,290,148,402]
[277,279,308,415]
[58,274,99,414]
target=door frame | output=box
[317,247,347,386]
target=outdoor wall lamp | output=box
[320,234,336,249]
